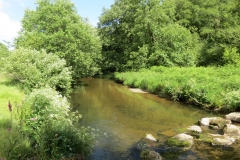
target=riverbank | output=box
[114,66,240,113]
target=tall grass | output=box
[114,66,240,112]
[0,73,25,158]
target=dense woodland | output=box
[0,0,240,159]
[98,0,240,71]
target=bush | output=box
[3,48,72,97]
[21,87,95,159]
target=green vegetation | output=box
[16,0,102,79]
[0,43,10,69]
[98,0,240,72]
[3,48,72,97]
[0,76,95,159]
[1,0,240,158]
[167,137,191,148]
[0,74,24,122]
[114,66,240,112]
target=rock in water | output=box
[187,125,202,134]
[145,134,157,141]
[223,124,240,137]
[142,150,162,160]
[167,133,194,151]
[225,112,240,123]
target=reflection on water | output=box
[70,76,240,160]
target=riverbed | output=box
[70,76,240,160]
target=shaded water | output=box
[70,76,240,160]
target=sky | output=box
[0,0,114,44]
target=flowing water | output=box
[70,75,240,160]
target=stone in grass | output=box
[225,112,240,123]
[167,133,194,151]
[187,125,202,135]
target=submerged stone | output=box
[141,150,162,160]
[225,112,240,123]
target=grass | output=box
[114,65,240,112]
[0,73,24,120]
[0,73,25,158]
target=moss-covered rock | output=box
[167,133,193,151]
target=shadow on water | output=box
[70,76,240,160]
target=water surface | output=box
[70,76,240,160]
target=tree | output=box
[15,0,102,79]
[4,48,72,97]
[173,0,240,66]
[98,0,200,72]
[0,42,9,69]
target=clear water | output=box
[70,76,240,160]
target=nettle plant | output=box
[4,48,72,97]
[22,87,96,159]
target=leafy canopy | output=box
[0,42,9,69]
[3,48,72,97]
[16,0,102,79]
[98,0,200,72]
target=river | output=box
[70,75,240,160]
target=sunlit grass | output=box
[0,73,25,158]
[0,73,24,120]
[114,66,240,112]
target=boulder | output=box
[145,134,157,142]
[212,135,235,146]
[225,112,240,123]
[187,125,202,135]
[141,150,162,160]
[223,124,240,138]
[167,133,194,151]
[199,117,213,126]
[210,117,231,129]
[199,117,231,129]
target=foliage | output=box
[3,48,72,97]
[98,0,200,72]
[1,87,95,159]
[223,47,240,66]
[98,0,240,71]
[149,24,200,67]
[15,0,102,79]
[0,42,9,70]
[167,137,191,147]
[174,0,240,66]
[23,87,95,159]
[114,66,240,112]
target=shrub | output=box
[3,48,72,97]
[21,87,95,159]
